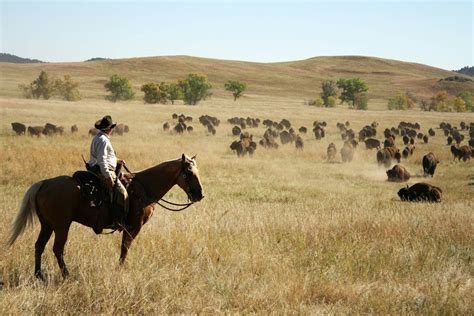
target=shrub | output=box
[18,71,54,99]
[307,98,324,107]
[457,91,472,111]
[224,80,246,101]
[387,94,409,110]
[54,75,81,101]
[354,92,368,110]
[327,96,337,107]
[453,96,466,112]
[320,80,338,107]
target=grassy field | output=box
[0,95,473,314]
[1,55,473,102]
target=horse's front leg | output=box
[119,224,142,265]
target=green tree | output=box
[104,74,135,102]
[167,83,182,105]
[18,71,54,99]
[54,75,81,101]
[336,78,368,107]
[178,73,212,105]
[320,80,338,107]
[457,91,472,111]
[224,80,246,101]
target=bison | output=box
[295,135,304,150]
[386,164,411,182]
[397,183,442,203]
[365,138,381,150]
[163,122,170,132]
[71,125,78,133]
[232,126,241,136]
[422,152,439,177]
[28,126,44,137]
[11,122,26,135]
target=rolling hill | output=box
[0,55,472,103]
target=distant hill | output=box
[85,57,111,62]
[1,55,473,102]
[0,53,45,64]
[454,66,474,77]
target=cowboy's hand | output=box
[118,159,126,165]
[106,176,114,188]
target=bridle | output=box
[125,162,195,212]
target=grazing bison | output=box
[423,135,429,143]
[428,128,435,136]
[113,123,129,136]
[186,126,193,133]
[451,145,472,161]
[398,183,442,203]
[422,152,439,177]
[402,135,410,145]
[447,136,453,145]
[28,126,44,137]
[340,141,354,162]
[365,138,381,150]
[71,125,78,133]
[327,143,337,161]
[230,134,257,157]
[11,122,26,135]
[298,126,307,134]
[163,122,170,132]
[386,164,411,182]
[280,130,293,144]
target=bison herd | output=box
[11,115,473,204]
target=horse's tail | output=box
[7,181,43,247]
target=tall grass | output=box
[0,96,472,313]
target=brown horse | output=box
[7,154,204,280]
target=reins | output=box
[123,163,194,212]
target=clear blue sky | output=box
[1,1,472,70]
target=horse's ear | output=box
[191,154,197,160]
[182,154,185,162]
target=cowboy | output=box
[88,115,129,229]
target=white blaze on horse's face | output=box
[177,155,204,202]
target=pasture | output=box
[0,96,473,313]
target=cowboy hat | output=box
[94,115,117,130]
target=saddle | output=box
[72,171,108,208]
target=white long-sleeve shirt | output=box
[88,131,117,179]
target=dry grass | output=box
[0,95,473,314]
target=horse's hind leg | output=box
[35,222,53,280]
[52,224,71,278]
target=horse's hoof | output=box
[34,271,46,282]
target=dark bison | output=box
[11,122,26,135]
[174,122,186,134]
[422,135,429,144]
[365,138,381,150]
[327,143,337,161]
[163,122,170,132]
[402,135,410,145]
[232,126,241,136]
[386,164,410,182]
[298,126,307,134]
[428,128,435,136]
[186,126,193,133]
[230,134,257,157]
[384,137,395,148]
[451,145,472,161]
[422,152,439,177]
[71,125,78,133]
[340,142,354,162]
[398,183,442,203]
[28,126,44,137]
[280,131,293,144]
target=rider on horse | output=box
[88,115,129,230]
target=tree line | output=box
[19,71,247,105]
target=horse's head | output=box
[177,154,204,202]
